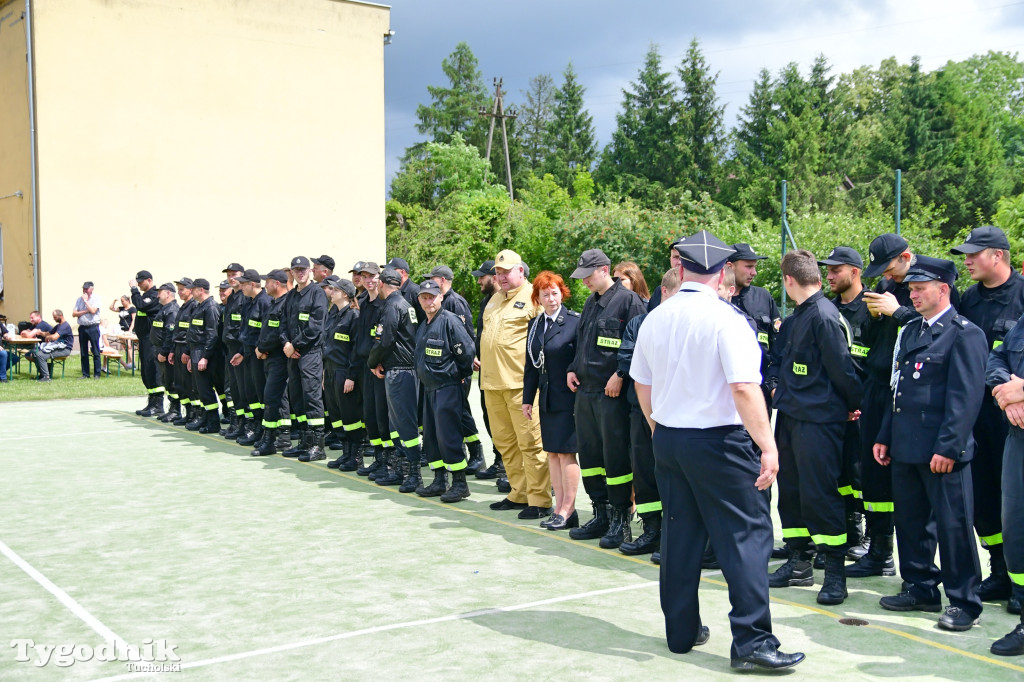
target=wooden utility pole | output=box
[479,77,517,201]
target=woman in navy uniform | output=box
[522,271,581,530]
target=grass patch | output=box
[0,360,145,402]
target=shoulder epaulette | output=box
[567,310,580,317]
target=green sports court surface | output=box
[2,395,1023,680]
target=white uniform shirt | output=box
[630,281,762,428]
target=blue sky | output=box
[381,0,1024,190]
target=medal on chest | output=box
[913,362,922,380]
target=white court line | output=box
[0,538,130,658]
[3,429,126,442]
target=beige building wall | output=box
[26,0,388,326]
[0,2,34,321]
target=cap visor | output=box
[817,259,842,266]
[862,261,889,278]
[949,244,986,255]
[570,266,597,279]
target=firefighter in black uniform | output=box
[184,279,222,433]
[368,267,423,492]
[951,225,1024,605]
[567,248,647,548]
[130,270,165,417]
[214,282,231,424]
[617,268,681,556]
[874,256,986,632]
[251,269,291,456]
[765,250,862,606]
[352,263,394,479]
[413,279,476,502]
[728,243,781,407]
[220,263,247,439]
[151,283,179,422]
[819,246,872,562]
[321,275,365,471]
[386,257,425,323]
[471,259,507,485]
[169,278,196,426]
[235,269,271,447]
[281,256,329,462]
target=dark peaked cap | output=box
[674,230,736,274]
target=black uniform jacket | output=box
[959,270,1024,352]
[323,304,359,382]
[283,283,328,354]
[833,290,872,379]
[618,312,645,407]
[354,295,384,364]
[173,298,195,346]
[987,309,1024,440]
[767,290,863,423]
[441,289,476,341]
[186,297,221,359]
[221,289,246,348]
[568,279,646,391]
[415,309,475,391]
[368,290,418,371]
[733,284,780,366]
[877,308,987,463]
[150,301,179,355]
[475,293,493,359]
[240,290,270,348]
[523,306,580,413]
[256,293,289,356]
[131,286,161,338]
[399,277,425,324]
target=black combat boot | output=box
[223,413,243,440]
[619,513,661,556]
[198,409,221,434]
[282,426,307,458]
[340,440,362,472]
[290,422,303,441]
[375,450,403,486]
[569,502,611,541]
[1009,584,1024,615]
[150,394,167,419]
[275,426,292,449]
[324,428,340,448]
[172,403,191,426]
[440,470,470,503]
[978,545,1013,601]
[475,451,504,479]
[399,456,422,493]
[846,512,870,561]
[327,440,347,469]
[599,505,634,549]
[846,534,896,578]
[237,419,260,446]
[416,468,448,497]
[250,428,277,457]
[466,440,485,474]
[817,553,848,605]
[159,398,181,423]
[361,447,386,479]
[186,406,205,431]
[300,427,326,462]
[137,394,159,417]
[768,550,814,587]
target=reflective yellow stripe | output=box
[994,339,1004,349]
[425,347,442,357]
[811,533,848,547]
[980,533,1004,547]
[781,528,810,539]
[580,467,606,477]
[298,312,310,321]
[334,332,350,342]
[147,386,165,394]
[343,421,364,431]
[262,419,279,428]
[606,472,633,486]
[863,501,894,513]
[757,331,769,345]
[792,362,807,375]
[297,415,307,423]
[268,320,280,327]
[851,344,870,358]
[307,417,325,426]
[204,403,219,411]
[178,321,190,328]
[192,319,204,326]
[152,321,164,328]
[428,459,445,470]
[369,438,382,446]
[370,328,377,337]
[635,501,662,514]
[402,436,421,448]
[136,311,147,317]
[248,319,262,328]
[231,313,241,321]
[1010,571,1024,586]
[447,460,468,471]
[596,336,621,349]
[331,419,344,429]
[838,485,854,496]
[390,431,400,439]
[463,434,480,443]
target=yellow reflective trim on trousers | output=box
[205,403,219,411]
[235,408,245,416]
[147,386,165,394]
[297,415,308,423]
[220,394,228,402]
[429,459,445,470]
[402,436,422,448]
[447,460,468,471]
[383,440,394,448]
[463,434,480,443]
[248,403,261,410]
[262,420,279,428]
[343,421,364,431]
[369,438,382,446]
[635,501,662,514]
[180,398,190,405]
[280,419,292,427]
[781,528,810,539]
[390,430,400,439]
[245,412,254,419]
[331,419,344,429]
[168,393,178,400]
[1010,571,1024,586]
[980,533,1004,547]
[606,473,633,486]
[580,467,606,477]
[852,489,863,500]
[596,336,621,349]
[838,485,854,496]
[307,418,325,426]
[811,533,848,547]
[863,501,894,513]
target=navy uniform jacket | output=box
[240,290,271,348]
[986,310,1024,440]
[877,308,987,463]
[221,289,246,348]
[283,283,328,354]
[256,294,288,357]
[368,290,418,371]
[354,295,384,365]
[733,284,780,381]
[415,309,475,391]
[441,288,476,341]
[186,297,221,360]
[833,290,872,379]
[523,306,580,413]
[568,279,646,391]
[767,290,863,423]
[130,286,161,338]
[399,277,426,324]
[618,312,645,407]
[323,305,359,382]
[151,300,179,355]
[959,271,1024,353]
[476,293,493,359]
[172,298,195,346]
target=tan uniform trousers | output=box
[484,387,551,508]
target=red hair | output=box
[531,270,571,306]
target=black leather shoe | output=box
[937,606,979,631]
[991,623,1024,656]
[694,625,710,647]
[517,505,553,520]
[1009,585,1024,615]
[496,477,512,494]
[490,498,528,511]
[651,551,660,565]
[731,641,804,671]
[539,512,559,529]
[768,554,813,588]
[771,546,789,559]
[547,511,579,531]
[879,590,941,613]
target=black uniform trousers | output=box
[654,425,778,659]
[191,351,219,412]
[362,365,391,448]
[423,383,468,471]
[139,336,161,394]
[324,359,364,443]
[385,368,422,465]
[459,375,481,445]
[859,377,895,534]
[775,413,847,555]
[1003,436,1024,596]
[211,351,226,410]
[262,353,289,428]
[226,342,246,418]
[173,343,194,406]
[892,460,983,618]
[241,346,266,421]
[575,389,632,506]
[629,407,661,515]
[839,421,862,517]
[478,380,501,458]
[287,349,325,427]
[973,400,1008,548]
[158,359,173,405]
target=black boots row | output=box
[568,503,635,550]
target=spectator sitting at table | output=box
[30,310,74,382]
[20,311,52,338]
[0,316,12,382]
[109,295,136,368]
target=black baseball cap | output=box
[290,256,311,269]
[236,269,262,284]
[379,267,403,286]
[817,246,864,269]
[950,226,1011,255]
[174,277,194,288]
[222,263,245,273]
[82,281,94,289]
[349,261,365,273]
[571,248,612,279]
[191,278,211,291]
[218,280,231,290]
[727,243,767,262]
[676,231,736,274]
[472,260,496,277]
[903,255,959,287]
[422,265,454,281]
[386,257,411,273]
[158,282,176,293]
[260,269,289,284]
[863,234,910,278]
[136,270,153,281]
[312,255,336,270]
[418,279,443,296]
[322,276,356,298]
